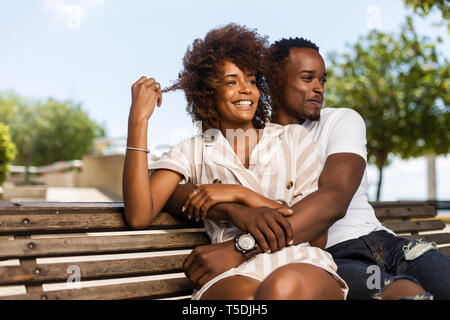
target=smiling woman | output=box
[162,23,270,133]
[123,23,271,230]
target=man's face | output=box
[283,47,327,123]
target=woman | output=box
[123,23,347,300]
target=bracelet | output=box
[126,146,150,153]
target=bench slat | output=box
[439,246,450,257]
[374,206,436,220]
[0,232,209,259]
[371,201,436,208]
[0,212,201,235]
[0,213,124,234]
[0,254,188,285]
[383,219,446,234]
[0,202,124,214]
[0,277,192,300]
[401,232,450,245]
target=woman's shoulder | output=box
[163,134,203,155]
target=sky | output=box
[0,0,449,202]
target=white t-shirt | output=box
[302,107,393,249]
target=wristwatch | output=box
[234,233,258,260]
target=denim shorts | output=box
[325,230,450,300]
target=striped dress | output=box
[149,123,348,299]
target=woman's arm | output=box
[240,187,287,209]
[123,76,182,229]
[183,184,287,221]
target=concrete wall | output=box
[45,171,84,187]
[77,154,125,201]
[2,182,47,201]
[43,154,125,201]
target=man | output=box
[164,38,450,300]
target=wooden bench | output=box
[0,201,449,300]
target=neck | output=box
[272,110,305,126]
[219,122,256,139]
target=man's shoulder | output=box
[265,122,310,138]
[320,107,363,122]
[307,107,365,134]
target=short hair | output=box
[164,23,270,132]
[272,37,319,58]
[265,37,320,114]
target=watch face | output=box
[239,234,256,250]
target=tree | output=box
[28,99,105,166]
[325,18,450,200]
[0,92,34,182]
[403,0,450,30]
[403,0,449,200]
[0,92,105,182]
[0,123,16,185]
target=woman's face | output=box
[215,60,260,130]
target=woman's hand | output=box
[182,184,244,221]
[129,76,163,123]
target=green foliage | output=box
[325,19,450,198]
[403,0,449,19]
[28,99,106,166]
[0,123,17,185]
[403,0,450,30]
[0,91,105,167]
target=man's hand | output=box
[183,240,243,289]
[228,206,294,253]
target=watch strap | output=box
[234,233,258,261]
[243,246,259,260]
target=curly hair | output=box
[163,23,270,132]
[265,37,320,115]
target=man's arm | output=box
[287,152,366,245]
[182,152,366,289]
[165,152,364,248]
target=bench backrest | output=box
[0,201,448,300]
[371,201,450,254]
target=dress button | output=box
[213,178,222,184]
[286,180,293,190]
